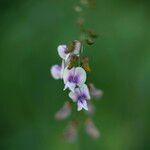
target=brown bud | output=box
[74,6,82,12]
[86,38,95,45]
[68,55,79,69]
[88,30,98,38]
[66,41,76,53]
[81,56,91,72]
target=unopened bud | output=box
[85,118,100,139]
[55,101,71,120]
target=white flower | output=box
[57,41,81,62]
[57,45,70,61]
[69,84,90,111]
[50,64,62,79]
[63,67,86,92]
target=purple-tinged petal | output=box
[64,82,76,92]
[80,84,91,100]
[57,45,67,60]
[63,67,75,84]
[77,100,88,111]
[75,67,86,86]
[69,88,80,102]
[69,91,77,102]
[50,64,62,80]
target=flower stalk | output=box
[50,0,103,141]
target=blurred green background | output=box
[0,0,150,150]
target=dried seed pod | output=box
[87,30,98,38]
[55,101,71,120]
[66,40,81,53]
[66,41,75,53]
[76,17,85,27]
[81,56,91,72]
[86,38,95,45]
[67,55,79,69]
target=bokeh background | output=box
[0,0,150,150]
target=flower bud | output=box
[55,102,71,120]
[85,118,100,139]
[63,121,78,143]
[88,83,103,99]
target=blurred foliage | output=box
[0,0,150,150]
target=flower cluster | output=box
[50,0,104,142]
[51,40,91,111]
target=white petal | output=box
[60,60,65,79]
[57,45,67,60]
[77,101,83,111]
[80,84,91,100]
[81,100,88,110]
[65,53,70,62]
[50,65,61,80]
[67,82,76,92]
[69,91,77,102]
[75,67,86,86]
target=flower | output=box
[50,61,65,79]
[69,84,90,111]
[50,64,62,80]
[55,101,71,120]
[63,67,86,92]
[88,83,103,99]
[57,45,70,61]
[57,40,81,62]
[85,118,100,139]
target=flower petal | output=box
[77,100,88,111]
[80,84,91,100]
[69,88,80,102]
[57,45,67,59]
[63,67,75,84]
[60,60,65,78]
[75,67,86,86]
[50,65,62,79]
[77,101,83,111]
[65,82,76,92]
[69,91,77,102]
